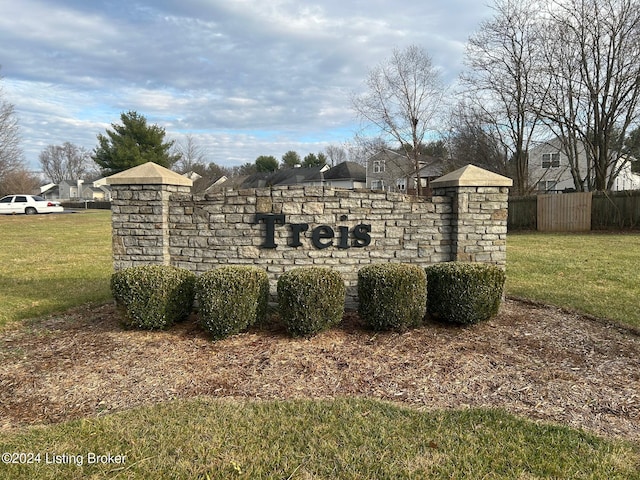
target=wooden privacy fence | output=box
[508,196,537,230]
[537,192,592,232]
[508,190,640,231]
[592,190,640,229]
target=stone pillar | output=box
[106,162,192,270]
[431,165,512,267]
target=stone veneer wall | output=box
[110,179,509,306]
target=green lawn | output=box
[1,398,638,479]
[506,232,640,328]
[1,214,640,478]
[0,211,112,327]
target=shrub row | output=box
[111,262,505,339]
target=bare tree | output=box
[172,134,208,173]
[538,0,640,191]
[447,102,508,175]
[0,168,41,197]
[324,145,347,166]
[39,142,92,183]
[352,45,445,196]
[0,84,25,186]
[461,0,546,194]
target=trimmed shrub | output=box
[277,267,346,337]
[357,263,427,331]
[111,265,196,330]
[426,262,506,325]
[196,266,269,340]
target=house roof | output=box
[418,159,444,178]
[323,161,366,182]
[368,148,406,162]
[40,183,57,194]
[232,168,317,188]
[209,161,367,190]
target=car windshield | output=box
[0,196,13,203]
[32,196,45,201]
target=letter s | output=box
[352,224,371,247]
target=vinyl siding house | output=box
[321,161,366,189]
[529,138,640,192]
[366,149,443,195]
[40,179,112,201]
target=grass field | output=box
[506,231,640,328]
[1,399,638,479]
[0,211,112,327]
[1,213,639,478]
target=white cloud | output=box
[0,0,493,171]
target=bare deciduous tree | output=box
[172,134,208,174]
[323,145,347,166]
[461,0,545,194]
[460,0,640,192]
[538,0,640,191]
[0,168,41,197]
[0,85,25,187]
[446,102,508,175]
[352,45,445,196]
[39,142,92,183]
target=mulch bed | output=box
[1,299,639,440]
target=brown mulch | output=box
[1,299,639,441]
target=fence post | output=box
[106,162,193,270]
[431,165,513,267]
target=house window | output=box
[397,179,406,191]
[371,180,384,190]
[373,160,385,173]
[542,152,560,168]
[536,181,558,192]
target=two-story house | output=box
[529,138,640,192]
[366,149,443,195]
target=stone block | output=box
[256,197,273,213]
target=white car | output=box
[0,194,64,215]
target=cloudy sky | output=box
[0,0,494,172]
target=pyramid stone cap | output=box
[431,164,513,188]
[106,162,193,187]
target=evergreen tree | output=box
[93,111,179,175]
[281,150,301,169]
[255,155,279,172]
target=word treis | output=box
[254,214,372,249]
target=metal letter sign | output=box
[253,214,371,249]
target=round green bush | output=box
[357,263,427,331]
[426,262,506,325]
[196,265,269,340]
[111,265,196,330]
[277,267,346,337]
